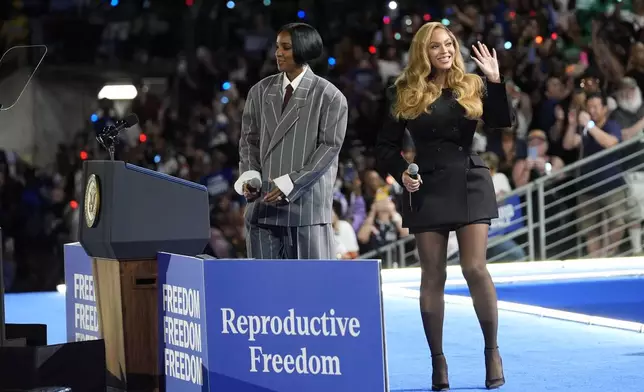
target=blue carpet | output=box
[445,276,644,323]
[6,291,644,391]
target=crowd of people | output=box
[2,0,644,291]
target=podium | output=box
[78,160,210,391]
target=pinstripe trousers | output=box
[245,223,336,260]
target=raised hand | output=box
[471,41,500,83]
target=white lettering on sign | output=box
[162,284,204,386]
[73,273,96,301]
[221,308,361,376]
[164,348,203,386]
[72,273,99,342]
[249,346,342,375]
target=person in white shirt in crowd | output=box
[610,77,644,254]
[332,200,359,259]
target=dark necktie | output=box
[282,84,293,113]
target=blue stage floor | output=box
[6,258,644,391]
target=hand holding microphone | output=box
[402,163,422,193]
[243,177,262,202]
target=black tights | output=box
[416,223,499,356]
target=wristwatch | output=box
[583,120,595,136]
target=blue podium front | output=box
[158,254,389,392]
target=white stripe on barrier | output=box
[391,269,644,288]
[382,286,644,334]
[380,257,644,284]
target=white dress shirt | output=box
[234,66,308,198]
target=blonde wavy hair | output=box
[392,22,484,120]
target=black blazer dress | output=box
[376,78,513,233]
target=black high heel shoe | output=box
[484,347,505,389]
[431,353,450,391]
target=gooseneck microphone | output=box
[96,113,139,160]
[97,113,139,140]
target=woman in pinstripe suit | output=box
[235,23,348,260]
[376,22,511,390]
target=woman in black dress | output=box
[376,22,511,390]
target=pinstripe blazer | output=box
[239,67,348,227]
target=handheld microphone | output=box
[246,177,262,192]
[407,163,420,210]
[408,163,419,180]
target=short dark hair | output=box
[277,23,323,65]
[585,92,608,106]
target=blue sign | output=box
[158,253,209,391]
[158,255,388,392]
[63,243,101,342]
[489,194,524,238]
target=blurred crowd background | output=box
[2,0,644,292]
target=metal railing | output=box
[359,134,644,267]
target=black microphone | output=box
[98,113,139,140]
[408,163,419,179]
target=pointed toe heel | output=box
[431,353,450,391]
[484,347,505,389]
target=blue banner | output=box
[63,243,101,342]
[158,253,209,391]
[489,194,524,238]
[203,259,387,392]
[158,256,388,392]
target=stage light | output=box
[154,155,161,164]
[69,200,79,209]
[56,284,66,294]
[328,57,336,66]
[297,10,306,19]
[394,32,401,40]
[388,1,398,10]
[263,0,270,5]
[98,84,137,100]
[222,81,231,90]
[139,133,147,143]
[441,18,450,26]
[186,0,194,5]
[111,0,118,6]
[508,10,516,19]
[383,16,391,24]
[504,41,512,49]
[226,1,235,9]
[535,35,543,44]
[79,151,88,160]
[529,10,536,17]
[423,13,431,21]
[90,113,98,122]
[221,96,229,104]
[551,32,558,40]
[368,45,377,54]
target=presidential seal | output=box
[84,174,100,228]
